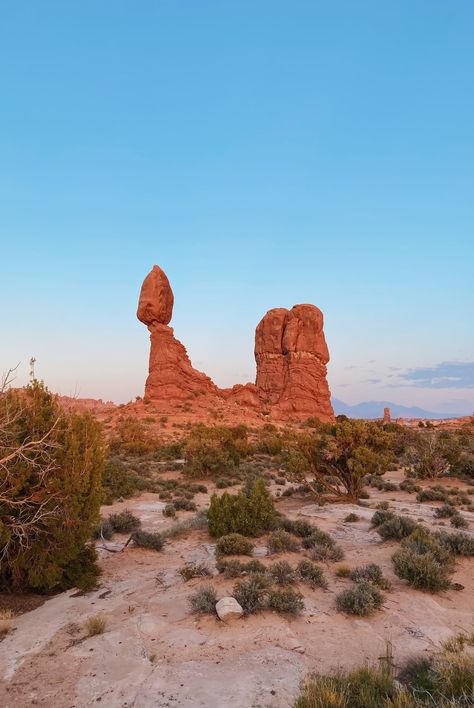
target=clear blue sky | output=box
[1,1,473,413]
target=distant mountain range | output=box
[332,398,464,420]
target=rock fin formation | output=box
[137,265,334,421]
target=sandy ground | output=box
[1,471,473,708]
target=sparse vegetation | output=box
[267,529,300,553]
[350,564,392,590]
[131,529,164,551]
[86,614,107,636]
[233,574,270,614]
[0,610,14,640]
[269,560,297,585]
[297,559,327,588]
[267,586,304,615]
[336,581,385,616]
[207,478,275,537]
[344,513,360,522]
[179,563,211,581]
[188,584,217,614]
[392,528,454,592]
[215,533,254,556]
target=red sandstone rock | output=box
[255,304,334,421]
[138,265,334,421]
[137,265,174,327]
[138,266,217,402]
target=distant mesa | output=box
[137,265,334,422]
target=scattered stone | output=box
[215,597,243,623]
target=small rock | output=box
[215,597,243,622]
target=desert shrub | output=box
[161,511,208,541]
[267,529,300,553]
[344,513,360,522]
[416,487,448,503]
[407,431,462,480]
[287,420,393,501]
[336,581,384,616]
[303,529,344,561]
[0,610,14,640]
[110,415,159,455]
[131,529,164,551]
[216,558,266,578]
[294,665,398,708]
[101,457,138,504]
[376,515,419,541]
[297,559,327,588]
[399,479,421,493]
[335,564,352,578]
[207,478,275,537]
[269,560,297,585]
[92,517,114,540]
[233,574,270,614]
[188,584,217,614]
[173,498,197,512]
[350,564,392,590]
[86,614,107,636]
[179,563,211,581]
[296,643,474,707]
[376,501,390,510]
[0,380,105,592]
[436,530,474,556]
[163,503,176,518]
[370,509,395,527]
[268,586,304,615]
[215,533,254,556]
[450,512,468,529]
[434,503,456,518]
[108,510,141,534]
[399,647,474,703]
[392,529,453,592]
[278,517,315,538]
[183,424,249,478]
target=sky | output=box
[1,1,473,414]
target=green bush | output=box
[163,503,176,518]
[450,512,468,529]
[392,528,453,592]
[279,518,315,538]
[188,584,217,614]
[376,515,419,541]
[233,574,270,614]
[269,560,297,585]
[336,581,384,616]
[436,530,474,556]
[267,529,300,553]
[215,533,254,556]
[101,457,137,504]
[297,560,327,588]
[207,478,275,537]
[303,529,344,561]
[344,513,360,522]
[0,380,105,592]
[108,510,141,534]
[183,424,249,477]
[267,587,304,615]
[131,530,164,551]
[350,564,392,590]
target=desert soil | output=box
[1,470,473,708]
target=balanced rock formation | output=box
[254,304,334,421]
[138,265,334,421]
[137,266,217,402]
